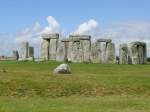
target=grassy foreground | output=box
[0,61,150,112]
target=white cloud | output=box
[42,16,60,34]
[72,19,100,38]
[14,16,61,43]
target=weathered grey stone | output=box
[97,39,112,43]
[12,50,19,60]
[138,45,144,64]
[90,42,103,63]
[53,64,71,74]
[68,35,82,63]
[49,38,59,60]
[56,40,68,62]
[91,42,99,63]
[101,43,107,63]
[80,36,91,63]
[128,43,138,64]
[20,42,29,59]
[48,33,59,60]
[42,34,51,39]
[71,40,83,63]
[28,46,34,59]
[119,44,128,64]
[128,42,147,64]
[92,38,115,64]
[69,35,91,63]
[41,39,49,60]
[40,33,147,65]
[67,40,73,62]
[41,33,59,61]
[56,39,69,62]
[105,43,116,64]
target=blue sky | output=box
[0,0,150,56]
[0,0,150,32]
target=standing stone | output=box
[80,36,91,63]
[105,42,116,64]
[41,33,59,61]
[71,38,82,63]
[21,42,29,59]
[56,41,66,62]
[128,43,138,64]
[95,38,115,64]
[119,44,128,64]
[49,33,59,60]
[69,35,91,63]
[101,43,107,63]
[128,42,147,64]
[12,50,19,60]
[67,39,73,62]
[28,46,34,59]
[90,42,102,63]
[56,39,69,62]
[138,45,144,64]
[41,34,50,60]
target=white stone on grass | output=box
[53,64,71,74]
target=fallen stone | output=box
[53,64,71,74]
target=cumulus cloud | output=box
[72,19,100,38]
[42,16,60,34]
[14,16,61,43]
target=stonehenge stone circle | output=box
[119,42,147,64]
[41,33,147,64]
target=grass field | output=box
[0,61,150,112]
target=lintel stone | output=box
[97,39,112,43]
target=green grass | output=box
[0,61,150,112]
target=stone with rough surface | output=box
[105,43,116,64]
[21,42,29,59]
[56,41,68,62]
[53,64,71,74]
[119,44,128,64]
